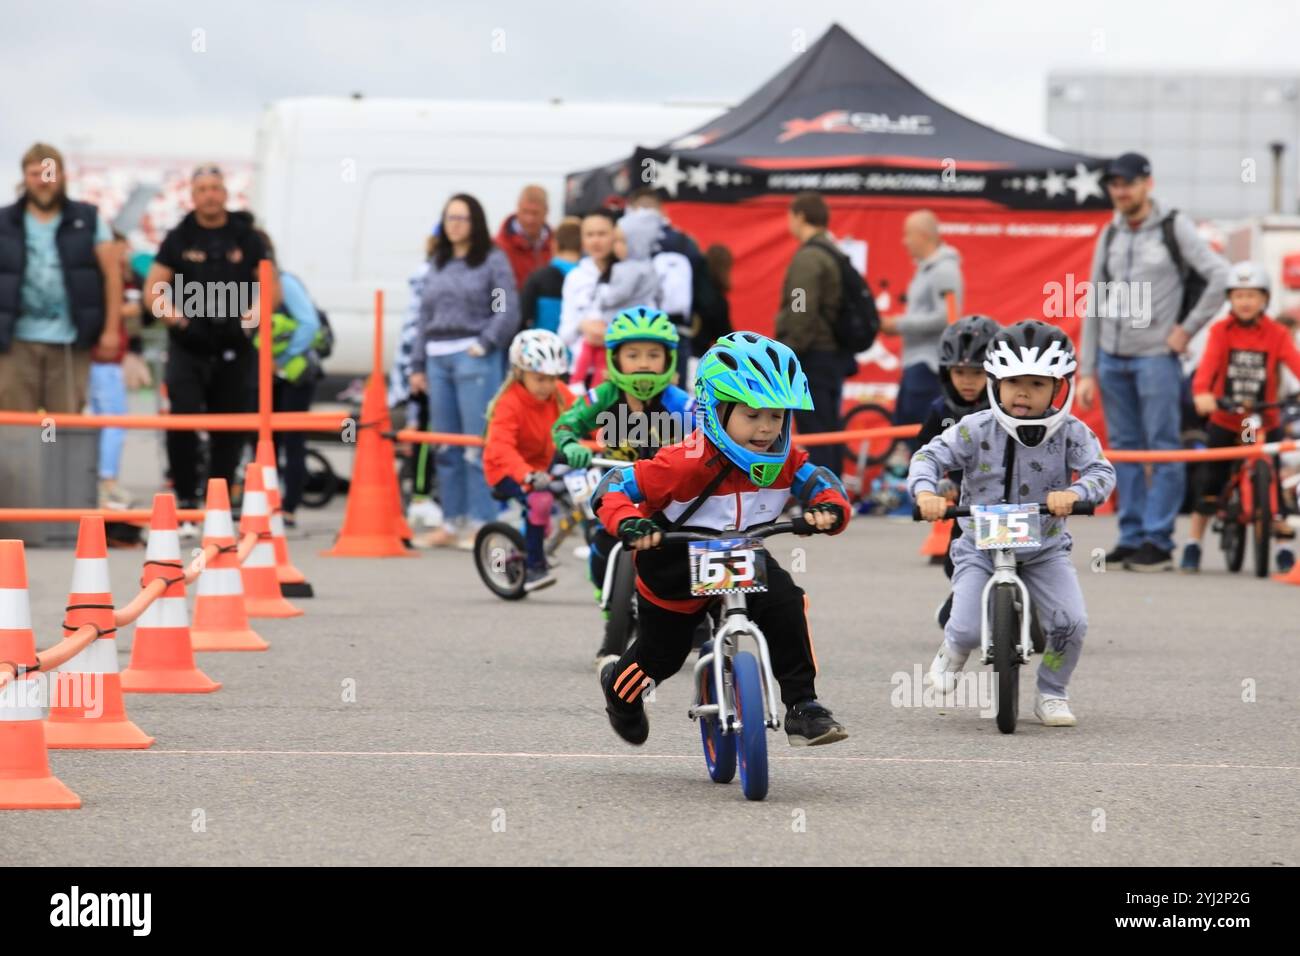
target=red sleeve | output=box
[483,387,532,486]
[597,445,692,535]
[1275,324,1300,381]
[1193,322,1226,396]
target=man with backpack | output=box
[1078,152,1229,572]
[880,209,964,451]
[775,191,879,476]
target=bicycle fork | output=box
[688,593,782,733]
[979,549,1034,666]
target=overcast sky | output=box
[3,0,1299,167]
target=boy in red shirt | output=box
[1183,261,1300,572]
[593,333,851,747]
[481,329,575,590]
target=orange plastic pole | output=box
[0,508,204,523]
[258,258,273,448]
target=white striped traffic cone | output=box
[191,479,268,652]
[44,517,155,749]
[120,494,222,693]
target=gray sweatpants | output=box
[943,535,1088,698]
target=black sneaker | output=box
[1104,544,1138,565]
[600,662,649,746]
[523,564,556,593]
[1124,542,1173,573]
[785,700,848,747]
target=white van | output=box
[251,97,723,377]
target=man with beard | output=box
[0,143,121,413]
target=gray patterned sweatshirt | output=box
[907,409,1116,552]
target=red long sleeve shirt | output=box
[483,381,575,486]
[1192,313,1300,433]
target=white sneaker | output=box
[594,653,620,675]
[925,640,970,695]
[573,544,591,560]
[1034,695,1077,727]
[406,497,443,531]
[178,521,200,541]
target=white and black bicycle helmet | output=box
[938,314,1000,414]
[983,319,1078,447]
[508,328,569,376]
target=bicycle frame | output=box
[688,592,782,735]
[978,549,1034,666]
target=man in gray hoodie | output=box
[1077,153,1228,572]
[881,210,964,450]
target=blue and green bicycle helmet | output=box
[605,306,679,402]
[694,332,813,487]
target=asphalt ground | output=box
[5,426,1296,865]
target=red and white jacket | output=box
[594,430,849,610]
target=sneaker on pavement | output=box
[412,527,458,549]
[1124,542,1173,572]
[1104,544,1138,566]
[926,640,970,694]
[1276,547,1295,574]
[1034,695,1077,727]
[1179,541,1202,573]
[594,652,621,675]
[600,661,649,745]
[523,564,556,593]
[406,497,443,530]
[784,700,848,747]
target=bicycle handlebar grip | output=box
[789,513,815,535]
[1070,501,1096,516]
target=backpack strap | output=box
[665,453,733,532]
[1099,222,1116,284]
[1160,210,1189,279]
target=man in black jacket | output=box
[144,165,277,514]
[0,143,121,413]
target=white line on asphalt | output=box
[123,750,1300,772]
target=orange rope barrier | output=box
[0,508,204,523]
[0,623,98,691]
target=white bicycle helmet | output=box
[1225,260,1270,299]
[509,328,569,376]
[983,319,1078,447]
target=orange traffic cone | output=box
[0,540,81,809]
[191,479,268,652]
[240,465,302,618]
[120,495,221,693]
[920,517,954,563]
[1273,555,1300,585]
[255,439,313,597]
[322,372,416,558]
[44,517,155,750]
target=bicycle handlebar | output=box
[911,501,1096,521]
[1215,398,1284,413]
[656,516,817,543]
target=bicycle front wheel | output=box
[992,585,1020,735]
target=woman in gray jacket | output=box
[407,194,520,548]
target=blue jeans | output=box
[427,349,503,526]
[88,362,127,479]
[1096,351,1185,553]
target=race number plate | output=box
[971,504,1042,550]
[563,469,601,518]
[689,538,768,595]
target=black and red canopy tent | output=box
[567,23,1114,427]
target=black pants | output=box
[793,350,847,476]
[272,375,314,513]
[608,556,818,709]
[165,346,255,505]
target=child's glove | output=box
[524,471,551,492]
[802,502,845,533]
[618,517,661,549]
[562,442,593,468]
